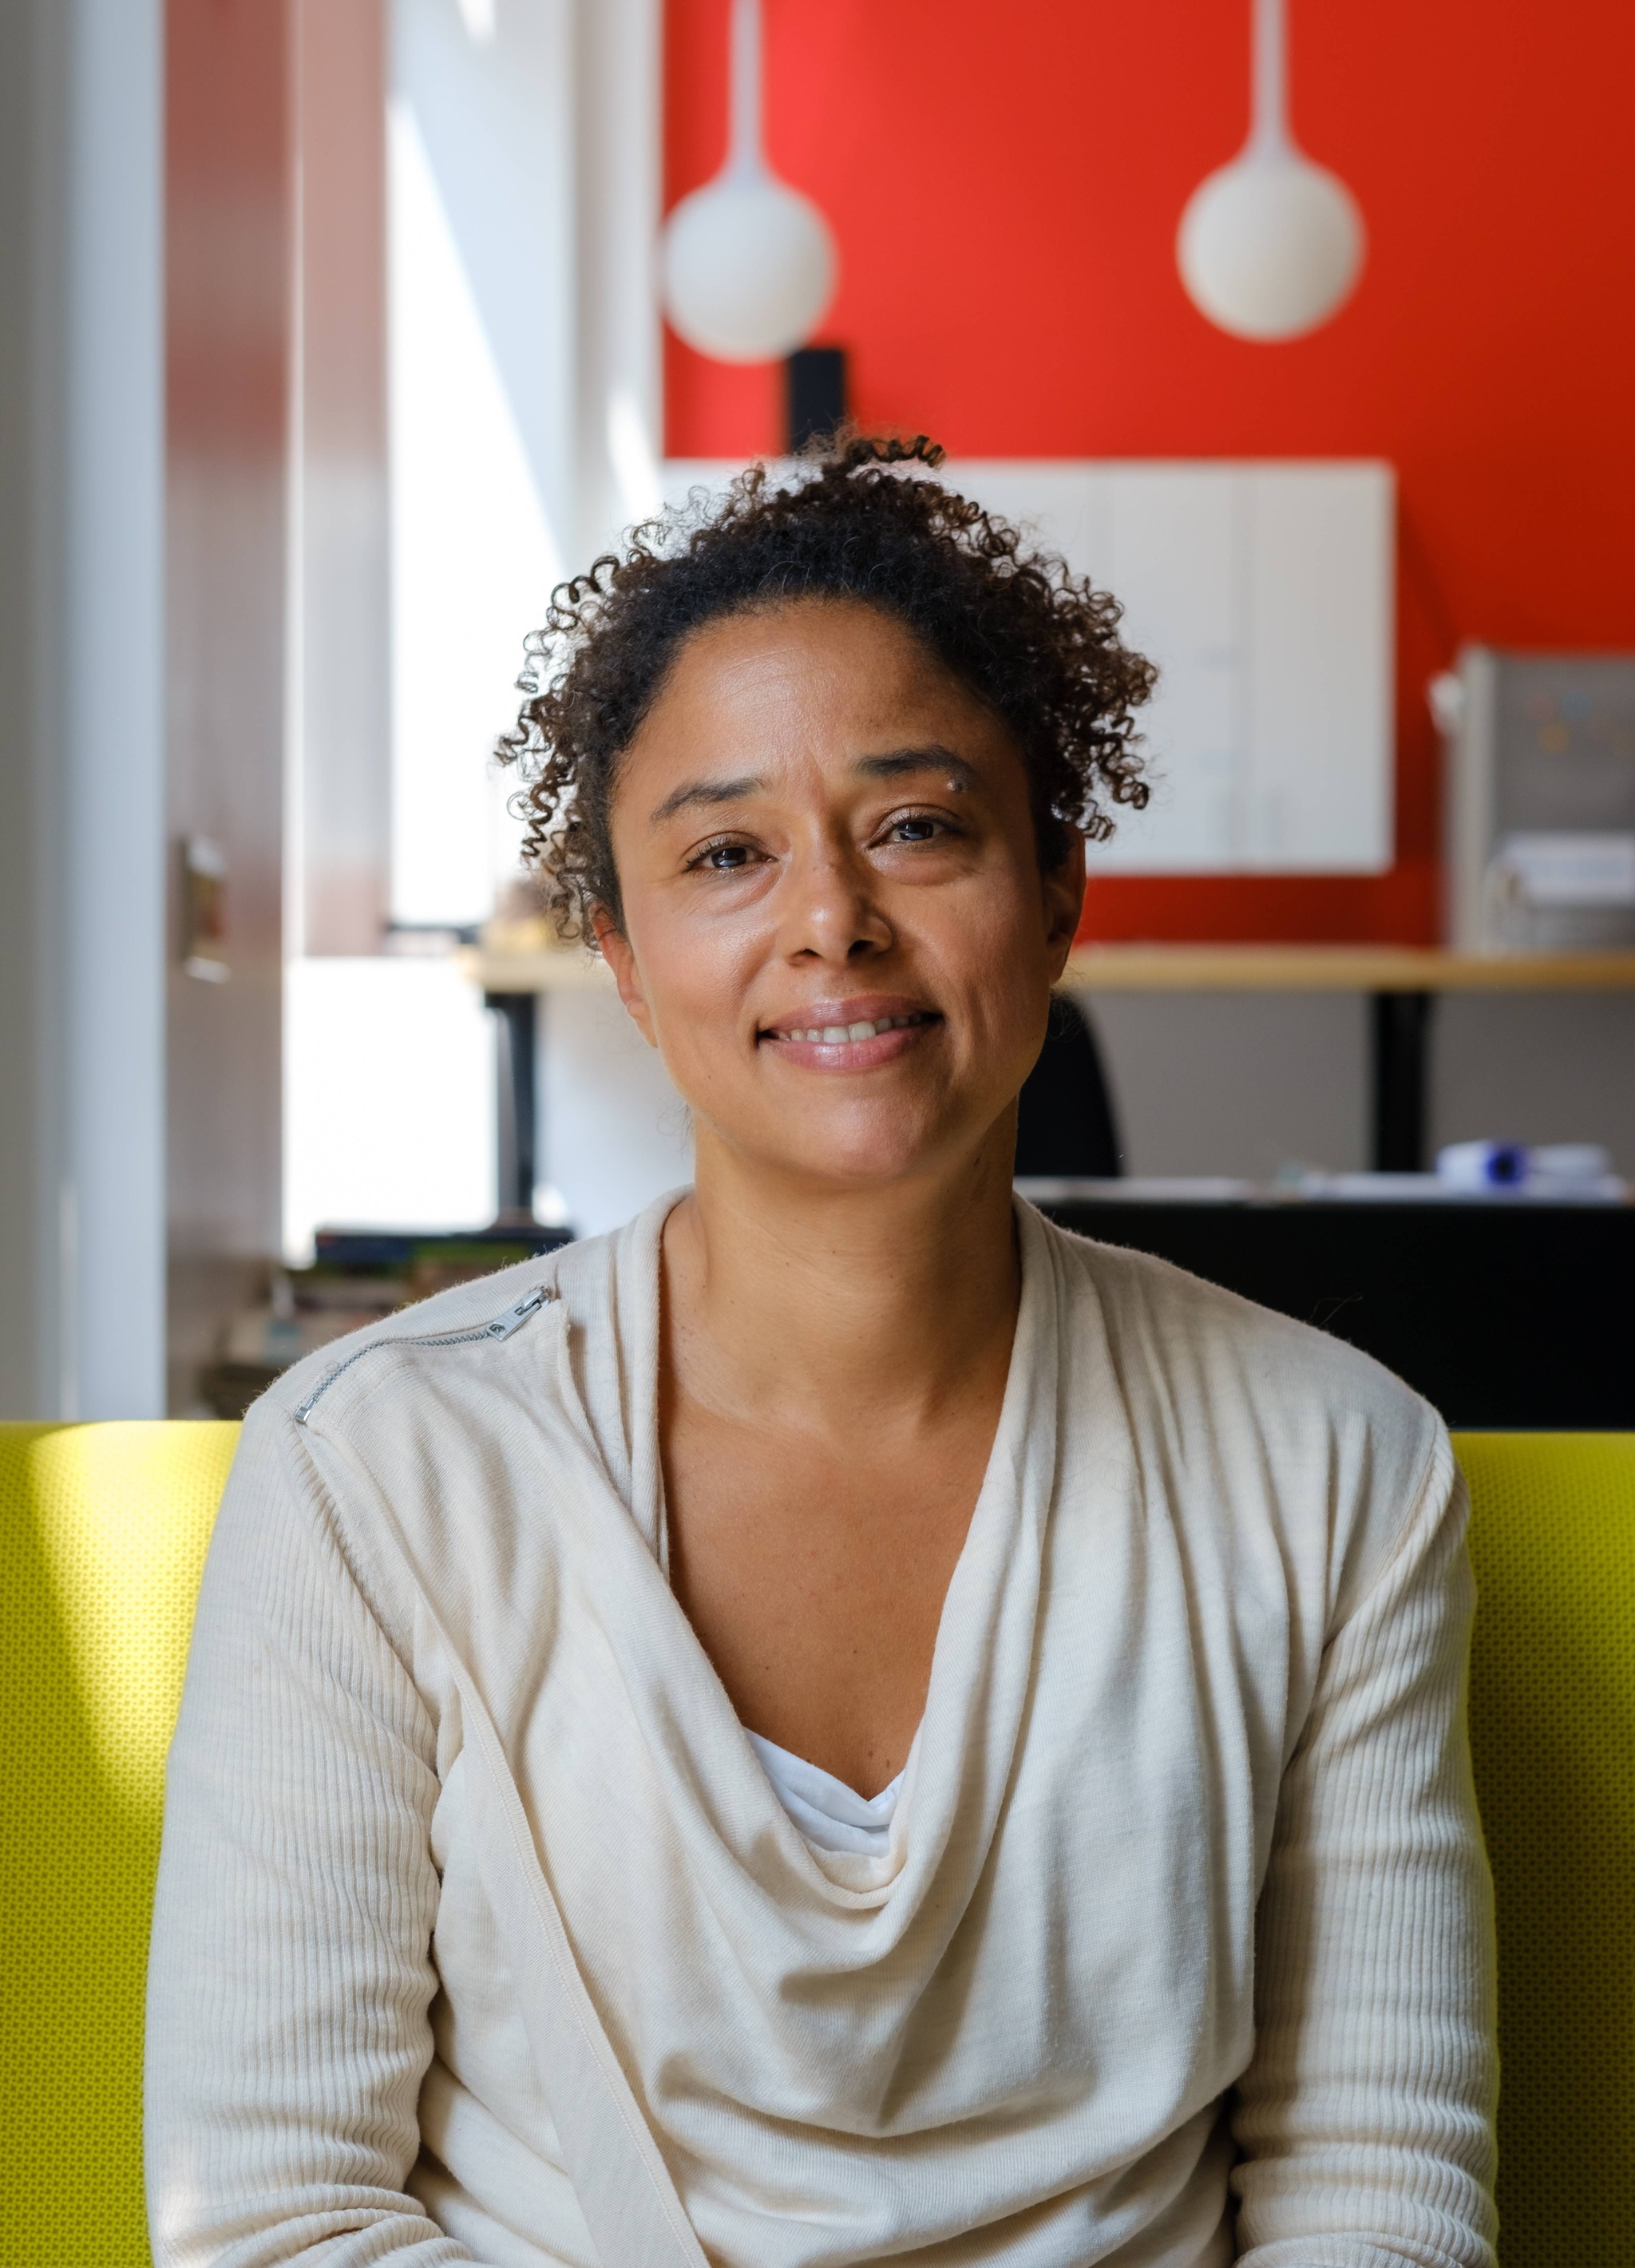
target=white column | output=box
[64,0,167,1415]
[0,0,57,1414]
[0,0,166,1417]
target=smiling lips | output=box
[758,1001,940,1067]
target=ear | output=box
[1042,829,1087,981]
[591,907,660,1049]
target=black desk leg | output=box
[1370,991,1435,1171]
[485,991,538,1222]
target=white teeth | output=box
[774,1013,926,1043]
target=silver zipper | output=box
[294,1284,555,1425]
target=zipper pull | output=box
[482,1284,553,1340]
[293,1280,556,1425]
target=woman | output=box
[146,437,1497,2267]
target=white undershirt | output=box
[745,1730,912,1857]
[663,1487,913,1858]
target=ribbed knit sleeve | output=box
[1231,1430,1499,2267]
[144,1404,471,2266]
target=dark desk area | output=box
[1027,1195,1633,1428]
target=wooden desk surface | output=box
[462,927,1635,996]
[460,939,614,992]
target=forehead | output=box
[631,597,1004,758]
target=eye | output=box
[879,809,956,846]
[686,836,763,873]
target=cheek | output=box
[932,857,1047,985]
[621,896,764,1084]
[932,871,1055,1068]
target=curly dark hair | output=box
[497,432,1156,940]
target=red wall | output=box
[663,1,1635,942]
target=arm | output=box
[144,1406,473,2266]
[1232,1431,1499,2268]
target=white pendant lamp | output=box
[1177,0,1364,342]
[663,0,837,364]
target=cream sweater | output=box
[145,1196,1498,2268]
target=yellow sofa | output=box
[0,1420,1629,2264]
[0,1422,237,2267]
[1458,1431,1635,2262]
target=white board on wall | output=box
[662,459,1395,875]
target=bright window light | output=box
[388,93,560,928]
[283,958,497,1263]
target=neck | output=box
[663,1117,1022,1435]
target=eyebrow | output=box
[853,745,978,790]
[648,746,977,828]
[649,774,764,825]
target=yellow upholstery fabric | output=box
[0,1421,239,2268]
[1457,1431,1635,2266]
[0,1420,1627,2263]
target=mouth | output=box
[757,997,942,1071]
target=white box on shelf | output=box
[1439,644,1635,951]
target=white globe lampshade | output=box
[1178,154,1364,343]
[663,176,837,364]
[1178,0,1367,343]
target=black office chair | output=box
[1015,993,1122,1179]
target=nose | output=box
[778,837,894,967]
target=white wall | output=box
[1080,990,1635,1181]
[530,983,1635,1225]
[1432,994,1635,1163]
[1083,992,1368,1179]
[539,988,691,1237]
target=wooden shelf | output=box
[461,932,1635,996]
[1061,944,1635,992]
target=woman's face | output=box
[596,598,1084,1192]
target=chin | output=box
[754,1104,996,1192]
[790,1147,936,1190]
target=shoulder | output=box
[1030,1205,1451,1623]
[251,1252,561,1424]
[215,1216,653,1665]
[1039,1206,1427,1424]
[253,1216,643,1427]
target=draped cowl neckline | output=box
[555,1187,1060,1914]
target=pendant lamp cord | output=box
[1250,0,1292,155]
[727,0,765,180]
